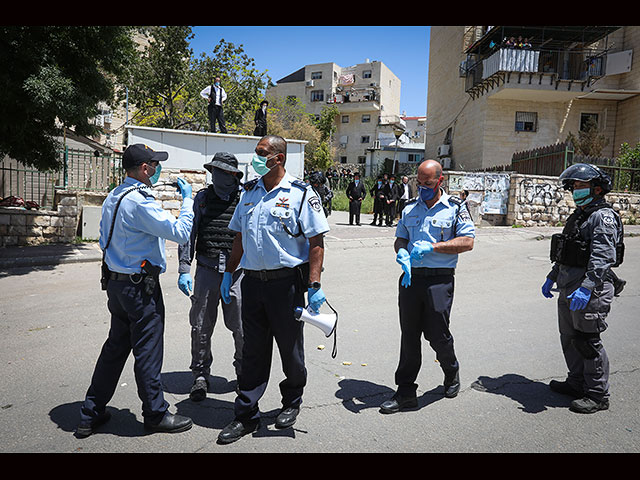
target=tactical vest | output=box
[550,201,624,268]
[195,186,238,258]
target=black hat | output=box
[203,152,243,178]
[122,144,168,170]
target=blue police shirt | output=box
[100,176,194,274]
[395,190,475,269]
[228,172,330,271]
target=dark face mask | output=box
[211,168,239,199]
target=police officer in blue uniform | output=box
[76,144,194,438]
[177,152,244,402]
[216,135,330,444]
[380,159,475,414]
[542,163,624,414]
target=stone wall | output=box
[0,195,79,247]
[507,173,640,227]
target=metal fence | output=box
[511,142,640,193]
[0,147,123,209]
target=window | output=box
[515,111,537,132]
[310,90,324,102]
[341,115,349,123]
[340,156,347,164]
[286,96,297,104]
[580,113,599,131]
[361,136,370,144]
[357,156,366,164]
[363,70,372,79]
[361,114,371,123]
[408,153,422,162]
[311,71,322,79]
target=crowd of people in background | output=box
[489,35,533,51]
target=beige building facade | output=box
[426,26,640,171]
[266,60,403,166]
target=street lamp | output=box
[392,125,405,174]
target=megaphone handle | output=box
[324,299,338,359]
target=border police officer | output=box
[77,144,194,437]
[380,159,475,414]
[542,163,624,414]
[217,135,330,444]
[177,152,244,402]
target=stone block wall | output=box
[0,195,79,247]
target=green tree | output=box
[616,141,640,192]
[188,39,270,132]
[0,26,137,170]
[126,26,195,130]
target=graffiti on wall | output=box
[517,179,564,207]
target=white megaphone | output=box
[294,306,337,337]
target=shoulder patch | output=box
[243,178,259,191]
[291,179,309,190]
[449,196,462,206]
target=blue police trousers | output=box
[395,273,458,396]
[80,277,169,425]
[234,273,306,423]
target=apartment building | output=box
[266,60,403,167]
[426,26,640,171]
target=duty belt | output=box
[412,267,455,277]
[109,271,146,282]
[244,267,298,281]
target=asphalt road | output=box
[1,210,638,453]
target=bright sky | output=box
[190,26,430,117]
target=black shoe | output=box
[144,412,193,434]
[444,371,460,398]
[549,379,583,399]
[570,396,610,414]
[189,377,208,402]
[379,394,418,414]
[76,411,111,438]
[275,407,299,429]
[369,221,376,225]
[614,279,626,297]
[217,419,260,444]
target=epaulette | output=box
[243,178,259,191]
[406,197,418,205]
[448,196,463,206]
[291,179,309,190]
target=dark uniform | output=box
[543,163,624,413]
[346,175,367,225]
[77,144,194,437]
[253,101,268,137]
[178,153,244,401]
[370,178,387,226]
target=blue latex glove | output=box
[220,272,233,304]
[541,278,554,298]
[410,240,434,262]
[308,287,326,313]
[567,287,592,311]
[178,273,192,296]
[176,177,192,200]
[396,248,412,288]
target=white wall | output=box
[125,126,307,181]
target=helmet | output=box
[308,171,325,185]
[559,163,612,194]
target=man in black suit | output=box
[397,175,414,218]
[346,172,366,225]
[253,101,268,136]
[384,175,401,226]
[370,176,387,226]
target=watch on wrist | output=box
[308,281,321,289]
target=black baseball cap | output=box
[122,144,168,170]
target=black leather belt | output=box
[244,267,297,281]
[412,267,455,277]
[109,271,144,281]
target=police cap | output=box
[122,144,168,170]
[559,163,612,193]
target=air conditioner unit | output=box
[437,144,450,157]
[440,157,452,170]
[306,80,314,87]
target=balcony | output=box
[464,47,610,100]
[462,25,620,100]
